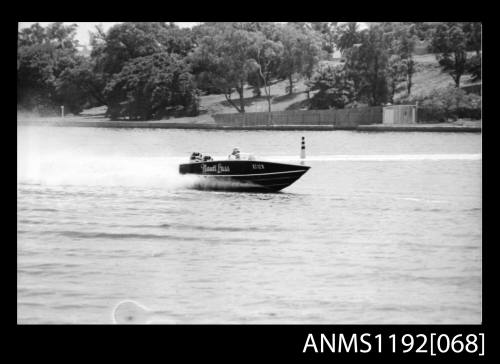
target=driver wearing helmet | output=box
[228,147,241,160]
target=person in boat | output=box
[203,155,213,162]
[227,147,257,161]
[228,147,241,160]
[190,152,203,162]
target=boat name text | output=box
[201,164,230,174]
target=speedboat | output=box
[179,146,310,192]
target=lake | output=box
[17,126,482,324]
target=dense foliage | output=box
[274,23,323,95]
[344,24,391,106]
[189,23,260,113]
[17,22,95,115]
[246,29,284,112]
[18,22,481,120]
[307,62,355,109]
[430,22,481,87]
[399,86,481,122]
[104,53,199,120]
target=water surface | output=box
[17,126,482,324]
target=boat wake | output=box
[161,153,481,163]
[17,154,198,190]
[190,176,261,192]
[263,153,482,162]
[18,150,480,191]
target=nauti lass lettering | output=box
[201,164,230,174]
[217,164,230,173]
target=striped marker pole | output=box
[300,136,306,159]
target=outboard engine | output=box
[190,152,203,162]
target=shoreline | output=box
[17,117,482,133]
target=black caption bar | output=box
[17,324,490,361]
[302,332,485,356]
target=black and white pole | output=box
[60,105,64,118]
[300,136,306,160]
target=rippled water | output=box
[17,126,482,324]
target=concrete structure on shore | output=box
[213,107,383,128]
[382,105,416,124]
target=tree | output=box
[17,42,58,112]
[18,22,90,114]
[400,22,442,41]
[462,22,481,56]
[247,71,264,97]
[91,22,191,76]
[45,22,79,49]
[467,54,481,82]
[90,21,195,95]
[385,55,407,102]
[18,23,46,47]
[310,22,337,55]
[241,23,285,106]
[275,23,322,94]
[334,22,361,53]
[430,23,469,87]
[247,32,284,112]
[54,57,107,114]
[344,25,390,106]
[308,62,355,109]
[84,22,198,116]
[377,23,418,96]
[104,53,199,120]
[389,24,417,96]
[190,23,259,113]
[462,22,481,82]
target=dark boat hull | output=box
[179,160,310,192]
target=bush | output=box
[308,62,355,109]
[396,86,481,122]
[104,53,200,120]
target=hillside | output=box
[199,79,310,114]
[193,54,477,118]
[196,53,477,120]
[79,78,312,124]
[76,53,477,124]
[394,54,475,100]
